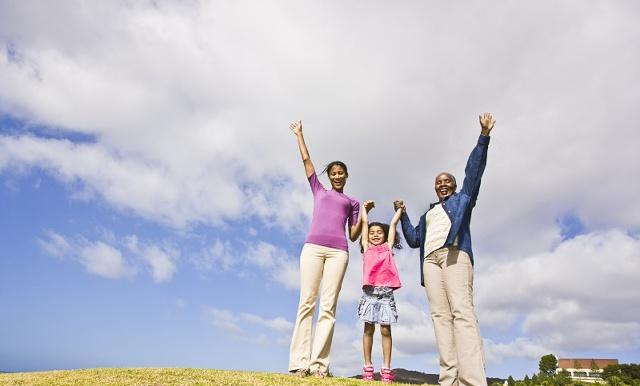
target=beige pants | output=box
[424,247,487,386]
[288,243,349,374]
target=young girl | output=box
[358,200,403,383]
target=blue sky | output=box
[1,0,640,379]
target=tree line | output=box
[488,355,640,386]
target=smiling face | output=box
[328,164,348,192]
[434,172,457,201]
[368,224,386,246]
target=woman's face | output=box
[328,165,347,191]
[435,172,456,201]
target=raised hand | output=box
[290,119,314,177]
[479,112,495,136]
[290,120,303,135]
[393,200,405,213]
[364,200,375,213]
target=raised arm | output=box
[394,200,420,249]
[387,206,403,249]
[460,113,495,201]
[348,199,367,242]
[290,120,315,177]
[359,200,375,252]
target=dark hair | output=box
[360,221,403,253]
[322,161,348,176]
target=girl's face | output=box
[368,225,385,246]
[328,165,347,191]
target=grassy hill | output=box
[0,367,424,386]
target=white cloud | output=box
[191,239,300,290]
[476,229,640,353]
[392,301,438,356]
[39,231,136,280]
[205,307,243,336]
[0,1,638,259]
[239,313,294,335]
[39,231,180,283]
[484,338,550,364]
[336,229,640,371]
[37,230,71,258]
[244,241,300,290]
[125,235,178,283]
[139,245,177,283]
[0,135,245,229]
[78,241,135,280]
[204,306,292,347]
[190,239,235,271]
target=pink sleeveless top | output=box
[362,243,401,289]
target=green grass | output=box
[0,368,421,386]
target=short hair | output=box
[436,172,456,187]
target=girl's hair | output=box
[360,221,403,253]
[322,160,349,176]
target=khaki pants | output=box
[288,243,349,374]
[424,247,487,386]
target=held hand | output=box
[479,112,495,136]
[393,200,405,213]
[289,120,303,135]
[363,200,375,213]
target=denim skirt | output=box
[357,285,397,325]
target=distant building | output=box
[556,358,618,383]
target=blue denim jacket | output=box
[400,134,490,286]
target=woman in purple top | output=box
[288,120,363,378]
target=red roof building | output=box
[557,358,619,383]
